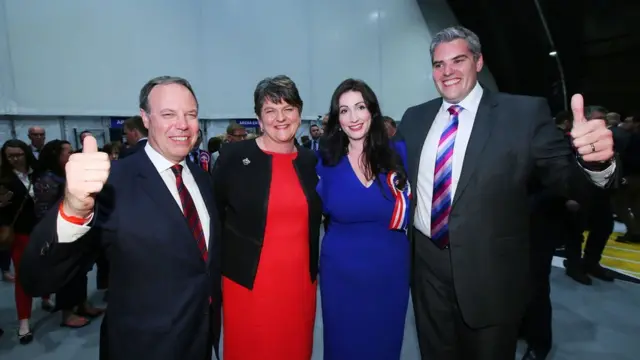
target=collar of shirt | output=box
[144,143,188,174]
[439,82,484,118]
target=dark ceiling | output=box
[443,0,639,116]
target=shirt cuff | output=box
[56,212,94,243]
[580,160,616,188]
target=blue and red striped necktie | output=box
[431,105,462,249]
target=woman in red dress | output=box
[212,75,323,359]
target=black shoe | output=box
[564,259,592,285]
[585,263,615,282]
[522,346,547,360]
[17,329,33,345]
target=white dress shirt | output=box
[14,169,34,198]
[413,82,615,237]
[57,143,210,246]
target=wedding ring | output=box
[590,143,596,153]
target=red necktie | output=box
[171,164,208,262]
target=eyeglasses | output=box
[6,153,25,160]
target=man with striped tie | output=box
[396,26,615,360]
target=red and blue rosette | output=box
[386,171,411,231]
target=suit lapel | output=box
[186,160,216,261]
[136,152,187,227]
[452,91,498,207]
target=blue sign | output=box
[236,119,259,128]
[110,117,128,128]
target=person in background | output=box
[563,106,616,284]
[606,112,621,128]
[34,140,105,328]
[226,123,247,143]
[120,116,148,159]
[75,130,92,152]
[321,114,329,133]
[383,116,397,137]
[520,175,566,360]
[207,136,222,168]
[188,130,212,172]
[102,142,122,161]
[300,135,310,148]
[27,126,46,159]
[317,78,411,359]
[304,124,321,151]
[213,75,321,360]
[0,139,54,344]
[0,185,14,282]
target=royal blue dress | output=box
[317,141,411,360]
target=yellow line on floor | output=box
[583,232,640,275]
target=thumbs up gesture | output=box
[62,135,111,218]
[569,94,614,163]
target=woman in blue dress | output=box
[317,78,411,359]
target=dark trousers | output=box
[0,249,10,272]
[412,229,518,360]
[56,272,88,310]
[520,208,559,356]
[565,190,613,266]
[96,250,109,290]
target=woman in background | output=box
[0,139,54,344]
[34,140,104,328]
[102,142,121,161]
[213,75,322,359]
[317,79,411,359]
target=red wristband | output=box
[58,202,91,225]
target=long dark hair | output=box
[320,78,407,189]
[38,140,71,178]
[0,139,38,182]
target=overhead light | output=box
[549,51,557,56]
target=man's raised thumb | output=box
[82,135,99,153]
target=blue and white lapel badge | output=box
[242,158,250,166]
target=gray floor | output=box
[0,262,638,359]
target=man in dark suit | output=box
[120,115,148,159]
[397,26,615,360]
[188,130,212,173]
[19,76,221,360]
[303,124,322,151]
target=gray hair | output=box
[253,75,303,116]
[430,26,482,61]
[139,76,198,113]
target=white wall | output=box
[2,0,495,121]
[0,1,16,114]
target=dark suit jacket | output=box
[212,140,322,289]
[397,89,612,328]
[119,138,148,159]
[19,150,221,360]
[0,172,36,234]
